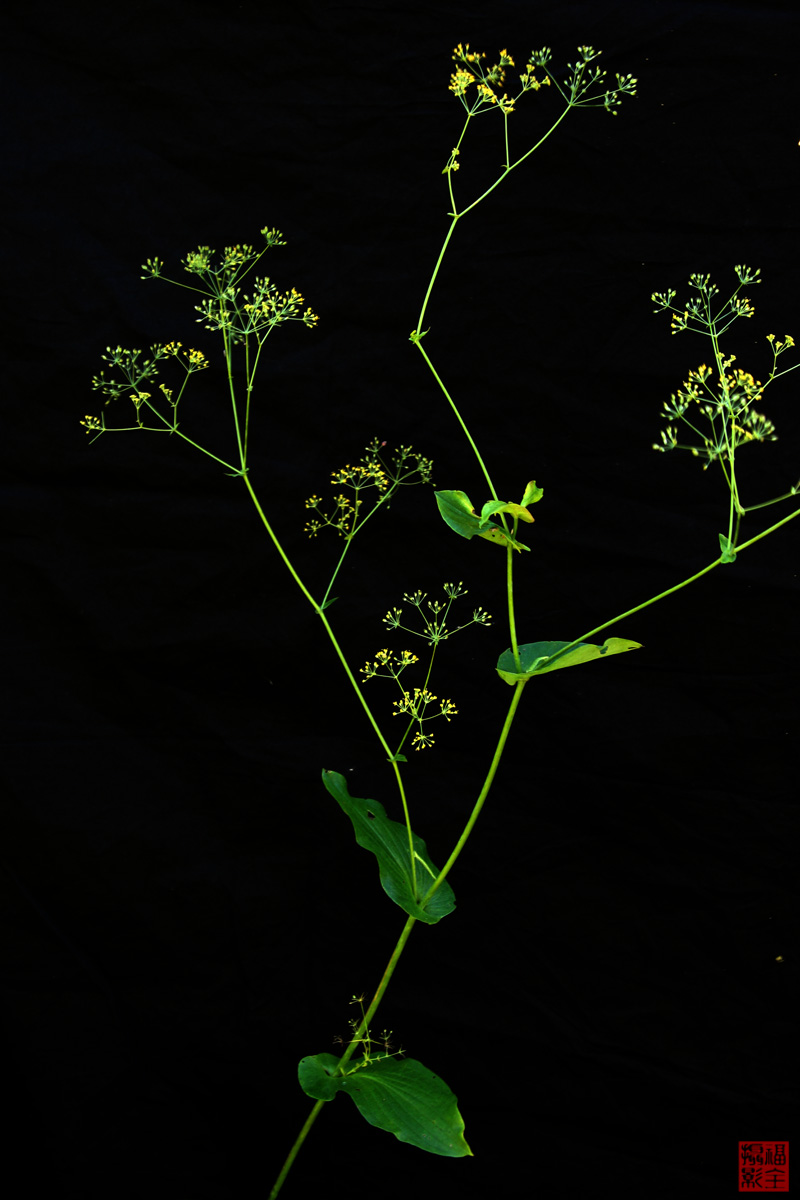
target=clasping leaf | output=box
[718,533,737,563]
[298,1052,472,1157]
[435,489,531,551]
[496,637,642,684]
[321,771,455,923]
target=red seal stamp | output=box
[739,1142,789,1192]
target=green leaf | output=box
[298,1053,472,1158]
[435,489,486,539]
[718,532,737,563]
[321,771,455,924]
[435,490,529,551]
[496,637,642,684]
[478,499,511,525]
[479,499,534,525]
[476,526,530,551]
[520,480,543,506]
[501,501,535,524]
[298,1052,343,1101]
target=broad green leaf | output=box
[521,480,543,506]
[479,499,511,525]
[435,489,487,539]
[321,771,455,924]
[298,1052,472,1158]
[496,637,642,684]
[501,501,535,524]
[719,532,737,562]
[435,490,529,551]
[479,499,534,525]
[298,1052,343,1101]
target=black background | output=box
[3,1,799,1196]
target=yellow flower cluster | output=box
[448,43,547,111]
[151,342,207,370]
[243,286,319,329]
[304,492,358,538]
[360,648,420,681]
[183,246,213,274]
[719,366,764,404]
[303,441,432,542]
[767,334,795,352]
[330,461,390,491]
[392,687,459,751]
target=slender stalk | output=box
[242,479,358,685]
[172,432,240,473]
[506,520,521,672]
[411,102,579,505]
[414,214,462,341]
[423,679,527,903]
[733,504,800,551]
[546,556,726,667]
[544,499,800,671]
[339,915,417,1072]
[241,474,418,897]
[101,421,241,473]
[224,330,247,470]
[412,336,499,501]
[416,103,575,330]
[319,489,397,611]
[454,104,573,222]
[743,489,800,513]
[268,1099,326,1200]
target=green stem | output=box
[412,337,499,502]
[225,332,247,470]
[174,431,241,473]
[547,556,725,667]
[338,914,417,1072]
[545,501,800,670]
[242,475,384,743]
[268,914,417,1200]
[506,525,521,672]
[411,102,577,501]
[241,474,418,897]
[319,490,392,611]
[455,102,573,219]
[742,490,800,513]
[423,678,527,903]
[415,106,573,339]
[101,421,241,474]
[415,214,461,340]
[733,504,800,551]
[267,1099,326,1200]
[244,331,272,463]
[243,335,253,462]
[319,536,354,611]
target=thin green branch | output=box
[423,678,527,903]
[411,336,499,501]
[241,474,418,896]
